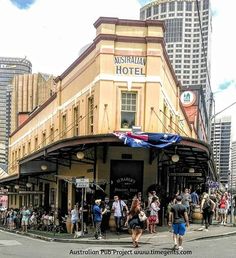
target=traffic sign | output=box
[76,178,89,188]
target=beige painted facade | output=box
[7,17,196,210]
[11,73,55,132]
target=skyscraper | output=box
[140,0,212,120]
[211,116,232,186]
[0,57,32,166]
[231,141,236,189]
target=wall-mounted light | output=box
[171,154,180,163]
[41,164,48,171]
[26,182,32,188]
[189,168,195,173]
[76,151,85,160]
[14,185,20,190]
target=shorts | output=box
[21,219,29,226]
[219,208,226,214]
[149,215,157,224]
[172,223,186,236]
[71,218,78,224]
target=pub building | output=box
[0,17,216,215]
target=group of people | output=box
[0,206,66,233]
[1,188,235,250]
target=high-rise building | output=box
[0,57,32,166]
[140,0,212,124]
[231,141,236,189]
[211,116,232,186]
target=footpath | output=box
[1,223,236,246]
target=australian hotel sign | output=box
[114,56,146,76]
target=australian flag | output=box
[113,132,182,149]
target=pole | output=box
[81,188,84,236]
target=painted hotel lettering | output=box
[114,56,146,76]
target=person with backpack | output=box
[201,194,216,231]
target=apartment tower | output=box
[211,117,232,186]
[140,0,212,128]
[231,141,236,189]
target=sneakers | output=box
[203,228,209,232]
[178,246,183,251]
[173,244,178,250]
[221,221,224,225]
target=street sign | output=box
[169,173,202,177]
[76,178,89,188]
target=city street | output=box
[0,229,235,258]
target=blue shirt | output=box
[93,204,102,222]
[191,192,199,205]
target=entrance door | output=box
[110,160,143,200]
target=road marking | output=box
[0,240,21,246]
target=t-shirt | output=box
[170,204,187,224]
[93,204,102,222]
[21,210,31,221]
[182,193,191,207]
[71,209,79,220]
[112,200,126,217]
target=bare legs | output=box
[131,228,143,247]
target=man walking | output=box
[112,195,128,234]
[169,195,189,251]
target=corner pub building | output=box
[0,17,216,214]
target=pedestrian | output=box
[218,194,227,225]
[190,189,199,222]
[71,204,79,234]
[168,195,189,251]
[101,197,112,234]
[181,188,192,215]
[125,199,145,248]
[148,196,160,233]
[21,206,31,232]
[111,195,128,235]
[93,199,106,239]
[201,194,215,231]
[79,201,89,234]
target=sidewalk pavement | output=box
[1,223,236,246]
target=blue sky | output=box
[1,0,236,138]
[10,0,36,9]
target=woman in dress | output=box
[125,199,145,248]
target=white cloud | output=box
[211,0,236,140]
[0,0,235,139]
[0,0,140,75]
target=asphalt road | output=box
[0,230,235,258]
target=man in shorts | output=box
[21,206,31,232]
[168,195,189,251]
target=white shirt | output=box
[71,209,79,220]
[112,200,126,217]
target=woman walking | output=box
[125,199,145,248]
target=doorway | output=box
[110,160,143,200]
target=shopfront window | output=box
[121,92,137,129]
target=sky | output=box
[0,0,235,140]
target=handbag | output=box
[138,211,147,222]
